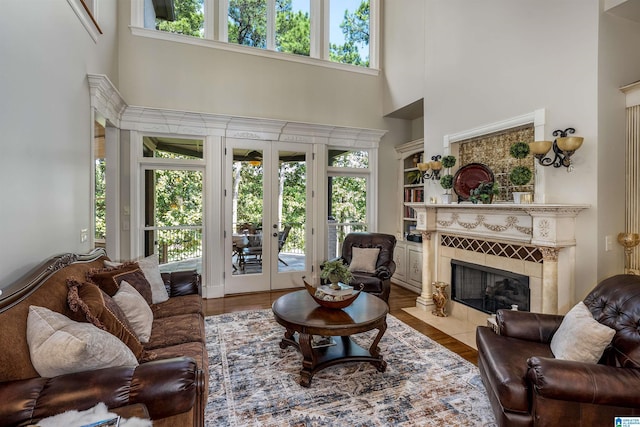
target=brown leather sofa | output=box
[325,232,396,302]
[0,249,207,427]
[476,274,640,426]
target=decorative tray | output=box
[453,163,495,201]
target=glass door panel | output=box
[143,168,203,273]
[327,175,368,259]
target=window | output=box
[135,0,377,71]
[327,148,371,258]
[329,0,369,67]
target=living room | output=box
[3,0,640,425]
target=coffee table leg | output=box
[369,320,387,372]
[298,332,316,387]
[279,328,296,349]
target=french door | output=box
[224,139,312,294]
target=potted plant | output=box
[440,155,456,204]
[509,142,533,203]
[469,181,499,204]
[320,259,353,289]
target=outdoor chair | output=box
[277,225,292,266]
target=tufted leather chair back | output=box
[583,274,640,368]
[341,232,396,268]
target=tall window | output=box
[138,0,374,69]
[327,149,370,258]
[94,121,106,245]
[329,0,369,67]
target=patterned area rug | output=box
[204,310,496,426]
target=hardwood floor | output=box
[203,283,478,365]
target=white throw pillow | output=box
[348,247,381,273]
[26,306,138,378]
[550,301,616,363]
[112,281,154,343]
[106,254,169,304]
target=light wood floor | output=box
[203,283,479,365]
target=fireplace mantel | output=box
[406,203,589,246]
[407,202,590,315]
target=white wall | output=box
[421,0,604,306]
[596,4,640,283]
[381,0,425,116]
[0,1,118,288]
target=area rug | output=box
[204,310,496,426]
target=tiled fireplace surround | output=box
[404,203,588,348]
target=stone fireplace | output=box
[407,203,588,328]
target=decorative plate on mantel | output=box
[453,163,495,201]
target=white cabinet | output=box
[392,139,424,294]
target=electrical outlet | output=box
[605,235,613,252]
[80,228,88,243]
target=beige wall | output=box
[0,1,119,287]
[381,0,425,116]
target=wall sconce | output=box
[529,128,584,172]
[417,155,442,180]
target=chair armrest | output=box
[0,357,200,426]
[497,309,564,343]
[161,270,201,296]
[374,260,396,280]
[527,356,640,407]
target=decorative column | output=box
[539,247,560,314]
[416,231,434,309]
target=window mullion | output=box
[267,0,275,51]
[204,0,215,40]
[218,0,229,42]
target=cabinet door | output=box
[407,246,423,288]
[394,244,406,282]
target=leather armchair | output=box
[476,274,640,426]
[324,232,396,302]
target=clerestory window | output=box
[132,0,376,71]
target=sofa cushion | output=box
[105,254,169,304]
[348,247,380,273]
[67,279,146,360]
[550,301,616,363]
[476,326,554,414]
[87,264,153,305]
[144,313,205,350]
[151,294,203,319]
[112,281,154,343]
[26,306,138,378]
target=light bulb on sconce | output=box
[417,155,442,180]
[529,128,584,172]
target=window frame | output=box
[129,0,378,75]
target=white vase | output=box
[441,194,452,204]
[512,192,532,204]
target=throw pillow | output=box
[35,402,152,427]
[26,306,138,378]
[105,254,169,304]
[67,279,146,360]
[112,281,154,343]
[87,263,153,305]
[550,301,616,363]
[348,247,381,273]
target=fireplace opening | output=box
[451,260,530,314]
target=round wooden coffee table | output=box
[272,290,389,387]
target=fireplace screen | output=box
[451,260,530,314]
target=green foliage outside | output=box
[157,0,369,66]
[95,159,106,240]
[156,0,204,37]
[330,1,370,67]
